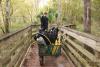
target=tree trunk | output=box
[4,0,10,33]
[83,0,91,33]
[83,0,94,54]
[57,0,62,26]
[0,0,2,4]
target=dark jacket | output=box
[40,15,48,30]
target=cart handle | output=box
[38,33,52,45]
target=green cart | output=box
[38,42,61,65]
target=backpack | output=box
[49,27,58,43]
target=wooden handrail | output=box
[64,24,76,29]
[0,24,39,67]
[60,27,100,67]
[60,27,100,52]
[0,24,40,41]
[61,27,100,41]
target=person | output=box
[40,12,48,31]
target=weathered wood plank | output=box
[66,37,97,62]
[61,27,100,41]
[1,37,26,65]
[0,24,39,41]
[60,27,100,52]
[62,49,81,67]
[0,24,38,66]
[7,46,25,67]
[62,42,90,67]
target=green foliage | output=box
[0,0,39,34]
[45,0,99,36]
[0,0,100,36]
[92,0,100,22]
[48,8,57,23]
[91,0,100,36]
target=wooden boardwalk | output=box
[22,45,41,67]
[22,44,75,67]
[41,55,75,67]
[0,24,100,67]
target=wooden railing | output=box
[0,24,39,67]
[64,24,76,29]
[1,23,99,67]
[60,27,100,67]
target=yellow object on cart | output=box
[52,37,61,55]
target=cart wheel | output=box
[40,56,45,65]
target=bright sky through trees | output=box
[38,0,49,8]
